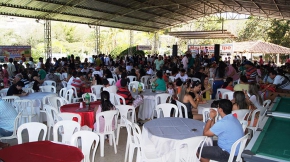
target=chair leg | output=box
[111,133,117,154]
[48,127,51,140]
[128,145,135,162]
[116,125,121,145]
[124,137,129,162]
[99,135,105,157]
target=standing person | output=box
[226,64,239,82]
[154,55,164,71]
[182,54,188,70]
[7,58,16,77]
[21,54,26,62]
[198,99,244,162]
[259,55,264,66]
[37,57,44,70]
[28,57,35,69]
[2,64,9,87]
[212,61,227,99]
[244,61,257,83]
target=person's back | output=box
[234,83,249,91]
[0,99,18,137]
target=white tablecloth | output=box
[132,90,165,120]
[197,99,215,114]
[142,117,205,159]
[20,92,57,122]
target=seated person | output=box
[31,70,44,92]
[71,72,88,97]
[94,91,115,133]
[7,81,27,96]
[264,70,290,90]
[234,75,249,91]
[175,69,188,82]
[102,79,117,93]
[117,79,133,105]
[198,99,244,162]
[45,69,61,83]
[153,71,166,91]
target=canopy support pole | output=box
[44,20,52,60]
[95,25,100,55]
[277,53,280,65]
[128,30,133,55]
[153,32,158,54]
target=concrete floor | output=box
[3,124,141,162]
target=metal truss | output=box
[44,19,52,60]
[95,25,100,55]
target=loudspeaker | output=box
[214,44,220,62]
[172,45,177,57]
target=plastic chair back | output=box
[176,100,188,118]
[127,76,137,82]
[48,96,64,112]
[43,80,56,87]
[17,122,47,144]
[191,77,201,82]
[232,109,250,122]
[13,99,35,116]
[53,120,80,144]
[202,108,219,123]
[116,105,135,124]
[0,88,9,97]
[40,85,56,93]
[58,112,81,124]
[216,88,232,99]
[43,104,60,127]
[107,78,115,85]
[22,88,34,93]
[128,81,145,91]
[114,94,126,105]
[64,89,74,103]
[0,111,22,141]
[175,136,207,162]
[156,103,178,118]
[103,85,117,93]
[91,85,103,99]
[113,74,118,82]
[95,110,119,133]
[222,91,234,100]
[140,76,151,88]
[70,131,100,162]
[2,96,20,103]
[82,93,97,102]
[154,93,170,106]
[228,133,249,162]
[61,81,68,88]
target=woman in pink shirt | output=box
[226,65,239,81]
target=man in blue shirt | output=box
[198,99,244,162]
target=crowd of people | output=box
[1,51,290,161]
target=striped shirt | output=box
[117,87,133,105]
[71,77,84,94]
[246,66,257,82]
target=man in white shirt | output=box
[182,54,188,70]
[105,56,110,66]
[126,62,133,72]
[81,64,90,74]
[67,71,77,86]
[146,66,154,75]
[175,69,188,82]
[266,70,290,90]
[7,58,16,77]
[37,57,43,70]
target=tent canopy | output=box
[233,41,290,54]
[1,0,290,32]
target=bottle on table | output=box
[151,82,156,92]
[85,93,90,108]
[133,85,136,93]
[138,82,142,93]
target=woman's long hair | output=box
[233,91,248,109]
[222,77,233,88]
[216,61,227,78]
[248,83,263,105]
[100,91,114,111]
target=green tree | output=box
[267,19,290,48]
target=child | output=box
[221,77,234,91]
[167,82,175,96]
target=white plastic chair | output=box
[246,109,261,136]
[17,122,47,144]
[67,86,82,103]
[141,76,151,89]
[154,93,170,106]
[202,108,219,123]
[103,85,117,93]
[113,74,118,82]
[82,93,97,102]
[114,93,126,105]
[107,78,116,85]
[175,136,207,162]
[22,88,35,93]
[43,80,57,87]
[115,105,135,145]
[169,76,175,82]
[127,76,137,82]
[191,77,201,82]
[1,96,20,103]
[43,104,60,140]
[40,85,56,93]
[91,85,103,100]
[0,112,22,141]
[216,88,232,99]
[222,91,234,100]
[155,103,178,118]
[128,81,145,91]
[63,89,74,104]
[260,100,271,120]
[0,88,8,97]
[232,109,250,122]
[123,116,143,162]
[61,73,68,80]
[53,120,80,144]
[58,112,82,124]
[70,131,100,162]
[94,110,119,157]
[228,133,249,162]
[176,100,188,118]
[61,81,68,88]
[13,99,36,123]
[48,96,64,112]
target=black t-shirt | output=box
[193,72,204,80]
[7,84,23,96]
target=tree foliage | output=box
[267,19,290,48]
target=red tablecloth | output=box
[0,141,83,162]
[60,101,101,129]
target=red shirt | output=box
[117,87,133,105]
[71,77,84,94]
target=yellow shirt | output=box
[234,84,249,91]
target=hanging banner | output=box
[0,46,31,62]
[136,45,152,51]
[188,44,233,54]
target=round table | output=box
[60,101,101,129]
[20,92,57,101]
[131,90,166,120]
[0,141,83,162]
[142,117,205,158]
